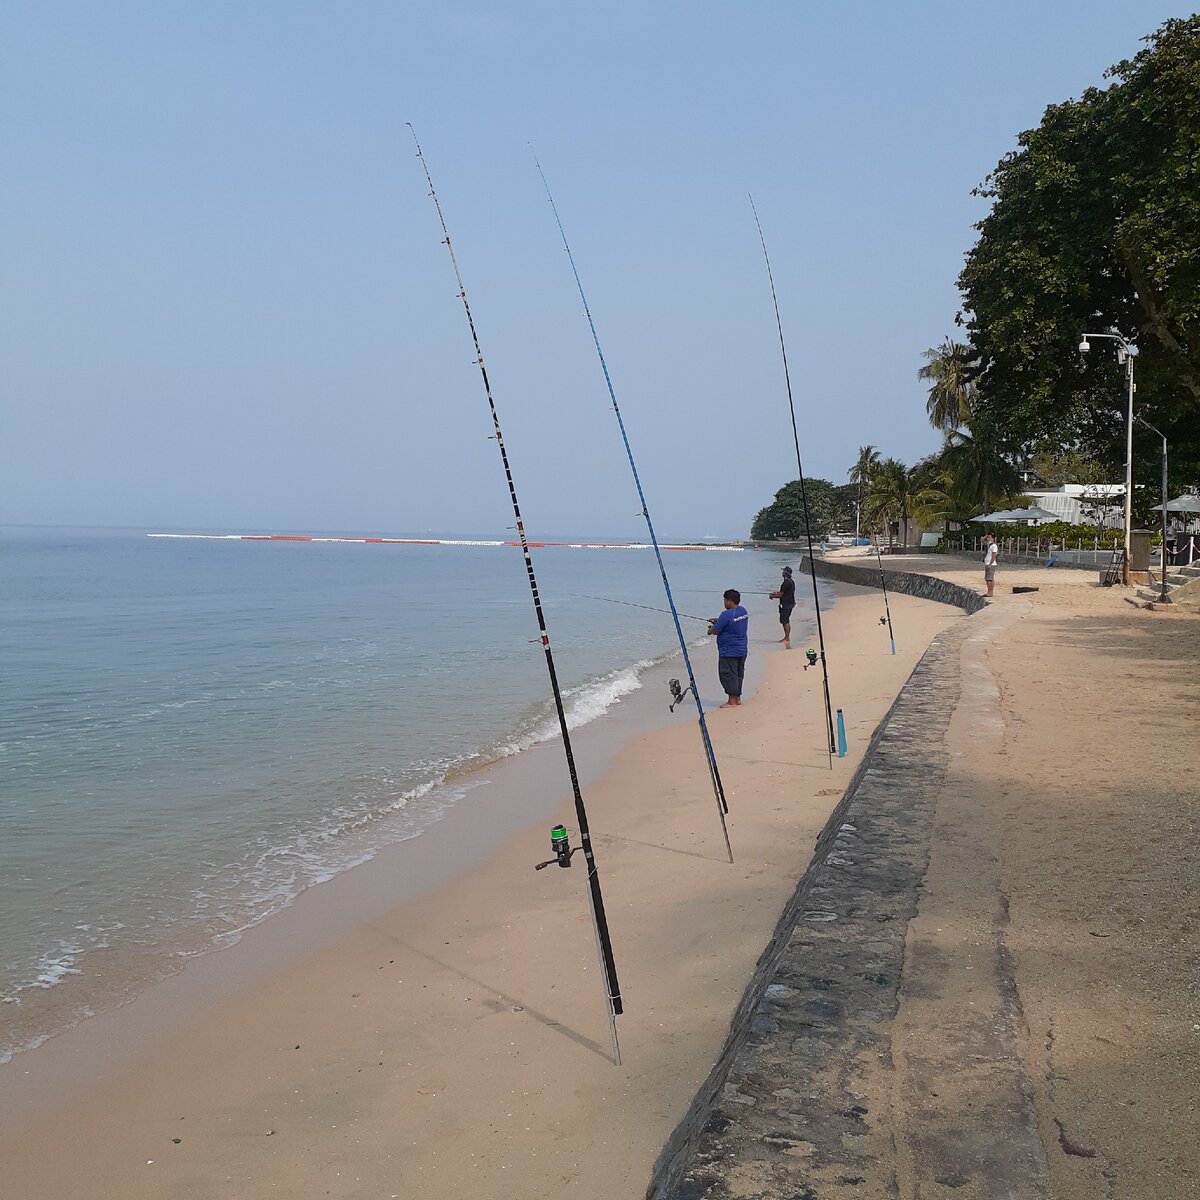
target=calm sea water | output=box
[0,528,801,1060]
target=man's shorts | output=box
[984,566,997,582]
[718,656,746,698]
[778,602,795,625]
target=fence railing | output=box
[945,535,1136,568]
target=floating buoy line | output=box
[146,533,748,551]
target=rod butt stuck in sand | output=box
[873,538,897,655]
[409,126,623,1064]
[750,196,837,766]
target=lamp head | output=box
[1078,338,1090,353]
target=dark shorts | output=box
[718,655,746,697]
[778,602,795,625]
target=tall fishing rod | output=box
[872,537,896,655]
[408,126,623,1065]
[749,196,836,766]
[534,150,734,864]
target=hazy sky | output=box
[1,2,1185,539]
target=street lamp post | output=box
[1079,333,1136,585]
[1136,414,1170,604]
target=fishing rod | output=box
[749,197,836,766]
[409,126,623,1065]
[534,150,734,864]
[872,537,896,655]
[569,592,710,623]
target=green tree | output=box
[907,455,956,531]
[935,428,1025,517]
[750,479,853,541]
[1027,444,1109,489]
[847,444,880,536]
[863,457,910,549]
[958,16,1200,487]
[918,340,976,432]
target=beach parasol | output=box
[1151,494,1200,513]
[972,506,1059,523]
[1012,505,1060,523]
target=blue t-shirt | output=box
[712,605,749,657]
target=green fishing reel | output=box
[534,824,577,871]
[804,648,818,670]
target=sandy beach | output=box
[0,587,959,1199]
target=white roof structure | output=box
[1022,485,1124,527]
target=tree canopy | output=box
[958,16,1200,492]
[749,478,856,541]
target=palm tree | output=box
[864,456,910,549]
[847,445,880,540]
[919,340,976,433]
[907,455,955,531]
[937,429,1024,516]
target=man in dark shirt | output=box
[769,566,796,649]
[708,588,749,708]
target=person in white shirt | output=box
[983,534,999,597]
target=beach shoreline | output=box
[0,580,786,1077]
[1,586,961,1199]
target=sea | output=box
[0,527,809,1063]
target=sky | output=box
[1,2,1189,540]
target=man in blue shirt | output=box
[707,588,749,708]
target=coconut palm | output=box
[864,456,911,549]
[907,455,955,530]
[847,445,880,540]
[937,428,1024,516]
[919,339,976,433]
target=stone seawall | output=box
[801,555,988,614]
[646,622,968,1198]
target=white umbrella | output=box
[1151,494,1200,513]
[971,506,1058,523]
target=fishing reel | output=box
[534,824,577,870]
[668,677,694,713]
[804,648,818,670]
[879,616,888,626]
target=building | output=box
[1021,483,1125,527]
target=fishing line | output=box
[749,196,836,767]
[569,592,711,623]
[409,126,623,1065]
[534,149,734,864]
[872,537,896,655]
